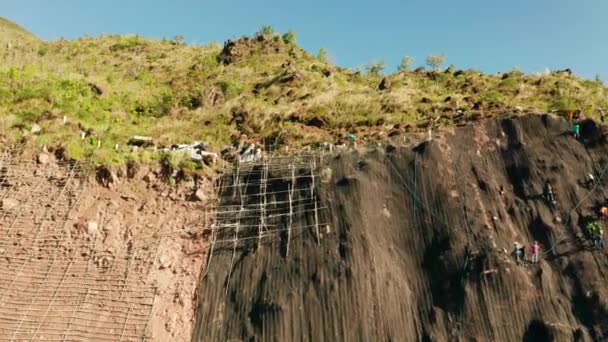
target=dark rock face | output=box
[194,114,608,341]
[379,76,391,91]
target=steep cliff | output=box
[194,114,608,341]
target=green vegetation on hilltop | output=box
[0,17,607,167]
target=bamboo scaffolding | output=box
[258,159,268,247]
[286,163,295,257]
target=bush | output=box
[398,56,414,71]
[282,30,297,45]
[174,35,185,45]
[53,79,93,113]
[37,45,49,57]
[477,90,504,103]
[549,96,578,111]
[111,35,147,50]
[158,90,175,114]
[318,47,328,63]
[256,25,275,39]
[365,59,385,76]
[219,80,245,99]
[510,67,524,78]
[426,53,446,70]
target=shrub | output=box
[318,47,328,63]
[477,90,504,103]
[53,79,92,112]
[398,56,414,71]
[158,90,175,114]
[111,35,147,50]
[365,59,385,76]
[510,67,525,78]
[595,74,604,85]
[219,80,245,99]
[37,45,49,57]
[256,25,275,39]
[426,53,446,70]
[282,30,297,45]
[549,96,578,111]
[174,35,185,45]
[16,109,39,124]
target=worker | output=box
[519,246,528,262]
[585,173,595,188]
[599,207,608,221]
[598,228,604,250]
[586,221,601,249]
[346,134,357,148]
[572,123,581,140]
[544,180,556,206]
[598,107,606,123]
[513,242,522,264]
[531,241,541,263]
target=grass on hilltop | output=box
[0,18,607,169]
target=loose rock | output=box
[192,189,206,202]
[87,221,99,236]
[37,153,50,165]
[378,77,391,91]
[30,124,41,134]
[1,199,18,211]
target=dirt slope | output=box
[0,152,209,341]
[193,113,608,341]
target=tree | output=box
[365,59,385,76]
[398,56,414,71]
[426,53,446,71]
[282,30,297,45]
[257,25,275,39]
[318,47,328,63]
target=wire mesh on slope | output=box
[0,149,157,341]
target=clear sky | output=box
[1,0,606,79]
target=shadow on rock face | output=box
[522,320,552,342]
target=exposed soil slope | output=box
[0,152,209,341]
[194,114,608,341]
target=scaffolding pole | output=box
[232,159,240,201]
[286,163,295,257]
[310,159,320,245]
[257,160,268,248]
[204,175,224,277]
[226,163,246,294]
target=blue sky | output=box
[1,0,606,79]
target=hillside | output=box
[0,17,40,44]
[2,16,608,341]
[0,17,607,171]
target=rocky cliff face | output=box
[194,114,608,341]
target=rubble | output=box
[37,153,50,164]
[1,198,18,211]
[170,141,218,164]
[87,221,99,236]
[192,188,206,202]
